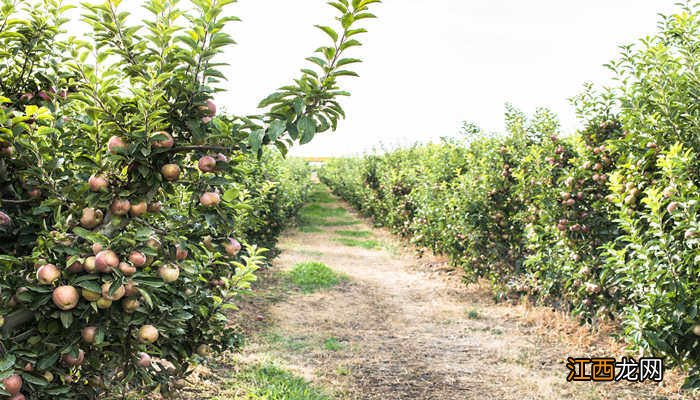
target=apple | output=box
[101,282,126,301]
[37,264,61,285]
[27,188,41,198]
[119,262,136,276]
[137,352,152,368]
[146,236,161,250]
[122,298,140,314]
[198,99,217,116]
[0,145,13,157]
[80,208,103,229]
[138,325,159,344]
[0,211,10,226]
[199,192,220,207]
[148,202,162,213]
[667,202,679,214]
[3,374,22,395]
[224,238,241,256]
[107,136,127,154]
[110,198,131,216]
[67,259,85,273]
[82,288,101,302]
[95,250,120,273]
[215,153,228,162]
[96,298,113,309]
[201,116,212,124]
[175,244,188,260]
[159,264,180,283]
[82,326,98,344]
[53,286,79,310]
[128,251,147,267]
[129,201,148,217]
[151,131,174,149]
[693,324,700,336]
[124,280,139,297]
[198,155,217,173]
[84,256,98,274]
[196,344,211,357]
[88,175,109,192]
[92,243,104,255]
[161,164,181,182]
[20,92,34,101]
[22,363,33,372]
[62,349,85,366]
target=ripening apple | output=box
[52,286,79,310]
[124,280,139,297]
[27,188,41,199]
[224,238,241,257]
[95,250,120,273]
[67,259,85,273]
[158,264,180,283]
[101,282,126,301]
[107,136,127,154]
[122,298,140,314]
[215,153,228,162]
[62,349,85,366]
[80,208,104,229]
[138,325,159,344]
[161,163,181,181]
[3,374,22,395]
[84,256,98,274]
[37,264,61,285]
[0,211,10,226]
[96,297,112,309]
[146,236,161,250]
[137,352,152,368]
[693,324,700,336]
[119,262,136,276]
[198,155,217,173]
[199,192,220,207]
[198,99,217,116]
[196,344,211,357]
[110,198,131,216]
[82,288,101,302]
[151,131,174,149]
[88,175,109,192]
[175,244,188,261]
[82,326,98,344]
[0,146,13,157]
[128,251,147,267]
[129,201,148,217]
[148,202,162,213]
[91,243,103,255]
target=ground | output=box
[183,184,692,400]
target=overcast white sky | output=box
[72,1,680,156]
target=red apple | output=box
[67,259,85,273]
[119,262,136,276]
[148,202,162,213]
[175,244,188,261]
[137,352,152,367]
[198,155,217,173]
[88,175,109,192]
[124,280,139,297]
[199,192,220,207]
[151,131,174,149]
[37,264,61,285]
[95,250,119,273]
[215,153,228,162]
[91,243,103,255]
[224,238,241,256]
[129,201,148,217]
[0,211,10,226]
[110,198,131,216]
[53,286,79,310]
[107,136,127,154]
[62,349,85,366]
[3,374,22,395]
[128,251,147,267]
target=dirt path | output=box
[190,184,682,400]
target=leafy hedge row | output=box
[320,3,699,388]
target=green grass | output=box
[334,230,372,238]
[288,262,346,293]
[215,363,331,400]
[298,225,324,233]
[466,309,480,320]
[307,186,335,203]
[323,337,344,351]
[263,332,310,352]
[334,238,381,249]
[300,204,348,218]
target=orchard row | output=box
[320,3,699,389]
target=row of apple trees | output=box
[320,2,699,389]
[0,0,379,398]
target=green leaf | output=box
[297,117,316,145]
[0,354,16,372]
[37,353,59,370]
[60,312,73,329]
[315,25,338,42]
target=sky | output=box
[70,1,681,157]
